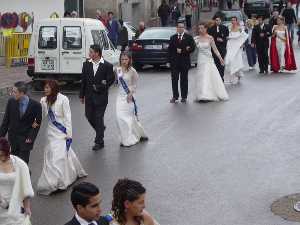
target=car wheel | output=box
[153,64,161,70]
[32,80,44,91]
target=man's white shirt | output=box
[75,213,97,225]
[89,58,104,76]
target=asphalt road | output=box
[1,48,300,225]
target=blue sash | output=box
[118,76,138,119]
[103,214,113,223]
[48,107,72,152]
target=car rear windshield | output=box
[139,29,176,39]
[38,26,57,49]
[63,26,82,50]
[223,11,243,21]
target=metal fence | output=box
[4,33,31,67]
[0,33,5,57]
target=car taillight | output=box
[28,57,35,66]
[131,43,143,51]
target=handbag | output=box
[23,215,32,225]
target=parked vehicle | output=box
[27,18,120,90]
[130,27,175,70]
[214,10,247,30]
[271,0,287,13]
[244,0,271,18]
[129,27,196,70]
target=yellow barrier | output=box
[5,33,31,67]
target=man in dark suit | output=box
[168,22,196,103]
[64,182,108,225]
[0,81,42,164]
[251,15,272,74]
[208,15,229,81]
[80,44,115,151]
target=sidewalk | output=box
[0,66,30,96]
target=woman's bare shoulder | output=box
[142,210,156,225]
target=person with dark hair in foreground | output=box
[80,44,115,151]
[0,81,42,164]
[37,80,87,195]
[105,178,159,225]
[64,182,108,225]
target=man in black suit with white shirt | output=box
[168,22,196,103]
[80,45,115,151]
[208,15,229,81]
[64,182,108,225]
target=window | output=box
[38,26,57,49]
[63,26,82,49]
[91,30,109,50]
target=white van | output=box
[27,18,120,90]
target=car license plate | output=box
[145,45,162,50]
[41,59,54,70]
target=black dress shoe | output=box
[92,143,104,151]
[181,98,187,103]
[140,137,149,142]
[170,98,178,103]
[259,71,264,74]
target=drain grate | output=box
[271,193,300,222]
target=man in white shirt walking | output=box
[80,45,115,151]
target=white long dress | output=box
[0,172,24,225]
[0,156,33,225]
[192,38,229,101]
[225,30,248,83]
[116,67,147,147]
[37,93,87,195]
[275,30,286,69]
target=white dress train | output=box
[225,30,248,83]
[116,67,147,147]
[192,37,229,101]
[37,93,87,195]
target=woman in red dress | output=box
[270,16,297,73]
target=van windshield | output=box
[91,30,110,50]
[38,26,57,49]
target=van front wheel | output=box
[32,80,44,91]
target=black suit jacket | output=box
[208,25,229,53]
[0,97,42,151]
[251,24,272,48]
[64,216,109,225]
[80,60,115,106]
[168,32,196,69]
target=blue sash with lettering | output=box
[118,75,138,120]
[48,107,72,152]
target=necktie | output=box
[88,223,95,225]
[20,101,25,117]
[178,34,181,42]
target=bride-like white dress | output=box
[192,37,229,101]
[225,29,248,83]
[37,93,87,195]
[116,67,148,147]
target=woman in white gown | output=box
[0,137,33,225]
[116,52,148,147]
[225,16,248,84]
[193,22,229,102]
[37,80,87,195]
